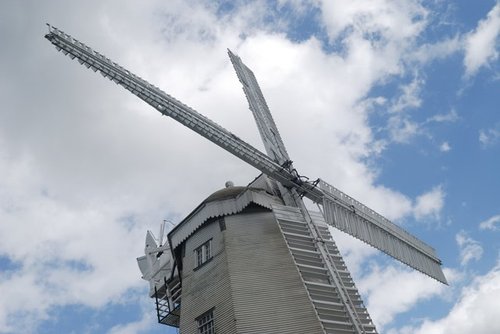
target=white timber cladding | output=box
[179,219,237,334]
[225,210,325,334]
[169,189,282,250]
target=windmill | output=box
[45,24,447,333]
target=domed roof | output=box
[204,185,265,203]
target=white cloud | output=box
[479,124,500,148]
[358,264,452,330]
[464,3,500,76]
[387,116,420,143]
[413,185,445,221]
[426,109,459,123]
[390,257,500,334]
[107,297,156,334]
[318,0,428,44]
[386,77,425,143]
[439,141,451,152]
[411,36,462,64]
[390,76,424,113]
[0,164,152,332]
[479,214,500,231]
[456,230,483,266]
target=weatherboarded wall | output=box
[178,204,324,334]
[225,208,324,334]
[179,218,237,333]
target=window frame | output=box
[196,308,215,334]
[194,239,213,269]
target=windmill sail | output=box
[228,50,304,206]
[319,179,447,284]
[228,50,290,165]
[43,25,299,189]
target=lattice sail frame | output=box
[44,24,447,286]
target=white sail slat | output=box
[320,180,447,284]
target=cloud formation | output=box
[479,214,500,231]
[464,3,500,76]
[359,264,448,330]
[479,123,500,148]
[413,186,445,221]
[456,231,483,266]
[392,257,500,334]
[439,142,451,152]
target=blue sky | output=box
[0,1,499,333]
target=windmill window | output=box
[194,239,212,269]
[197,309,215,334]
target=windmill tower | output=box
[45,25,448,334]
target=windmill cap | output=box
[204,185,246,203]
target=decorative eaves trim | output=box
[169,189,281,250]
